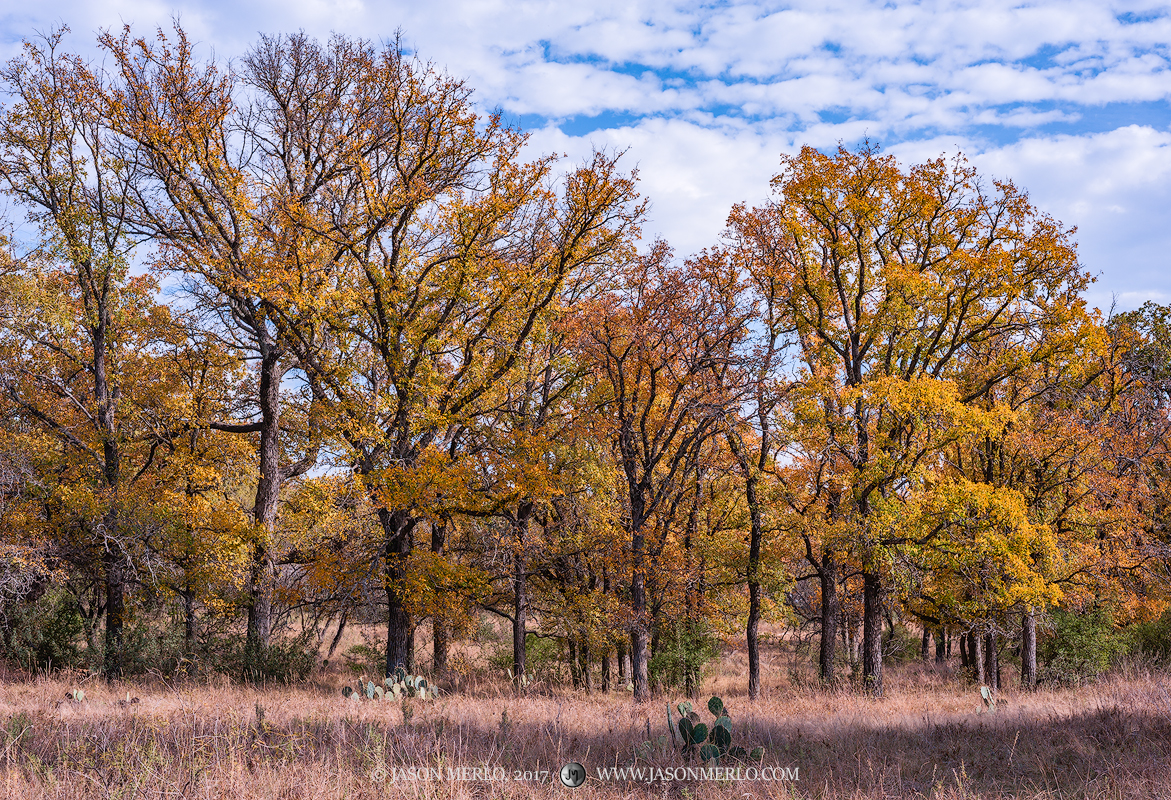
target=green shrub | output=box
[1040,605,1128,685]
[207,632,319,682]
[489,632,560,679]
[881,623,921,665]
[0,588,85,670]
[1130,608,1171,664]
[649,617,720,692]
[343,643,385,677]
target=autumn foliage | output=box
[1,25,1168,700]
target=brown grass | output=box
[3,639,1171,799]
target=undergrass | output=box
[2,641,1170,798]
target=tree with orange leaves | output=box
[574,243,747,702]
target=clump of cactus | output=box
[340,670,439,702]
[667,696,764,765]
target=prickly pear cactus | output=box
[669,695,763,766]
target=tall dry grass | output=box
[3,641,1171,799]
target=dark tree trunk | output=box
[1021,609,1037,689]
[960,632,969,668]
[818,555,839,684]
[921,625,931,661]
[379,509,415,676]
[617,641,627,682]
[245,347,283,674]
[984,632,999,691]
[182,587,196,655]
[431,520,448,675]
[95,326,124,684]
[103,543,124,680]
[630,507,650,702]
[327,608,349,660]
[568,638,581,688]
[935,628,946,663]
[579,636,593,694]
[862,572,883,697]
[601,570,613,691]
[734,440,764,700]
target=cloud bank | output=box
[3,0,1170,308]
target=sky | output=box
[3,0,1171,311]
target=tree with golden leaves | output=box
[725,143,1090,696]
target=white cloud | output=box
[3,0,1171,307]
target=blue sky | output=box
[3,0,1171,310]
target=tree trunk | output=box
[580,636,593,694]
[568,638,581,688]
[974,633,985,685]
[862,572,883,697]
[600,648,612,691]
[327,608,349,660]
[984,632,999,691]
[921,625,930,661]
[182,587,196,656]
[935,627,946,663]
[960,632,969,668]
[431,521,448,675]
[736,442,764,700]
[245,347,283,674]
[818,555,839,684]
[617,641,627,683]
[511,504,532,683]
[630,511,650,702]
[1021,609,1037,689]
[103,542,124,680]
[379,509,415,676]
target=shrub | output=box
[488,632,560,680]
[649,617,720,692]
[882,622,921,665]
[0,587,85,670]
[1130,608,1171,664]
[1039,605,1128,685]
[207,632,320,682]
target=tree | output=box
[725,143,1089,696]
[0,31,194,677]
[98,27,323,671]
[218,34,644,674]
[575,245,746,701]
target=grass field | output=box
[3,635,1171,799]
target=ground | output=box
[3,638,1171,799]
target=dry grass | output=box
[3,640,1171,799]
